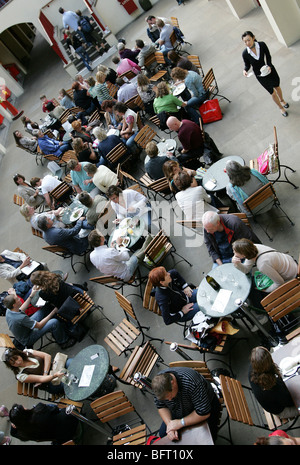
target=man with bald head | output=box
[167,116,204,165]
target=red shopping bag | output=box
[199,99,223,124]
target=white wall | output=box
[259,0,300,46]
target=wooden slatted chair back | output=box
[49,181,72,201]
[0,334,15,348]
[143,230,172,266]
[134,95,145,111]
[17,380,39,399]
[127,183,146,196]
[119,342,159,387]
[104,318,140,356]
[13,194,25,206]
[154,51,166,65]
[229,212,251,228]
[136,111,144,130]
[106,143,128,166]
[90,390,135,423]
[149,70,167,82]
[260,278,300,323]
[219,375,253,425]
[143,279,161,316]
[31,227,43,238]
[243,182,276,215]
[134,124,157,149]
[70,292,94,325]
[170,16,180,27]
[106,82,119,99]
[113,424,147,445]
[169,360,213,382]
[42,245,71,257]
[144,52,156,68]
[124,94,139,110]
[119,70,136,81]
[187,55,204,77]
[115,290,137,321]
[202,68,217,97]
[140,174,170,194]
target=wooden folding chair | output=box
[112,424,147,445]
[56,290,113,338]
[250,126,298,189]
[119,70,136,81]
[142,229,192,269]
[31,226,43,238]
[139,174,173,201]
[13,194,25,206]
[260,278,300,341]
[89,273,141,297]
[49,180,73,205]
[243,182,294,241]
[0,334,15,348]
[118,341,163,389]
[104,291,163,356]
[169,360,214,382]
[106,142,130,169]
[203,67,231,103]
[148,114,173,136]
[219,374,298,443]
[106,82,119,99]
[17,380,62,402]
[170,16,180,28]
[134,124,160,150]
[116,165,139,188]
[124,94,139,110]
[187,55,204,78]
[90,390,148,439]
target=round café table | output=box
[202,155,245,192]
[108,217,145,250]
[197,263,252,318]
[60,200,88,226]
[64,344,110,402]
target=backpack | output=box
[79,16,93,33]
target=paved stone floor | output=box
[0,0,300,449]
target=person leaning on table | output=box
[152,367,221,441]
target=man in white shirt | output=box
[88,231,138,282]
[116,78,138,104]
[30,175,61,209]
[59,8,80,31]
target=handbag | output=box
[57,296,81,321]
[199,99,223,124]
[257,143,278,175]
[50,352,68,385]
[254,271,274,290]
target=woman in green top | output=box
[153,82,199,123]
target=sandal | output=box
[281,111,288,117]
[1,436,11,445]
[281,102,289,109]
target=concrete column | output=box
[225,0,257,19]
[259,0,300,47]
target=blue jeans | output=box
[124,255,138,282]
[75,46,92,71]
[122,131,139,155]
[26,307,69,347]
[212,257,232,269]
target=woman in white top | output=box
[20,203,65,232]
[107,185,151,232]
[173,171,218,220]
[114,102,139,155]
[232,238,298,293]
[4,348,69,395]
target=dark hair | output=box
[30,177,41,188]
[152,372,173,400]
[78,191,93,207]
[114,102,128,114]
[13,173,25,185]
[173,171,192,191]
[107,185,122,198]
[88,230,103,248]
[116,77,125,87]
[3,294,17,310]
[13,131,22,147]
[241,31,256,40]
[46,101,55,111]
[101,99,116,111]
[167,51,180,63]
[4,348,29,375]
[146,15,156,21]
[9,403,56,442]
[136,39,144,49]
[249,346,282,390]
[58,7,64,14]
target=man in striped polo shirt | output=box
[152,367,220,441]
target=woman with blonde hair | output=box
[97,64,117,84]
[20,203,65,232]
[95,71,113,105]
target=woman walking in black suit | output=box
[242,31,289,117]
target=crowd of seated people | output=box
[5,7,299,447]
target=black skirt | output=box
[256,66,280,95]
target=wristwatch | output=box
[181,418,185,426]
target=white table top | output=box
[202,155,245,192]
